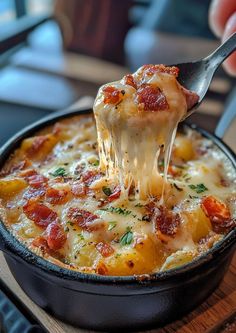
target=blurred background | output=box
[0,0,235,149]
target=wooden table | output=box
[0,48,235,333]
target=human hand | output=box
[209,0,236,75]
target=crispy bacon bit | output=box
[201,196,235,233]
[45,188,68,205]
[45,222,66,250]
[103,86,123,105]
[81,170,103,186]
[168,165,181,177]
[27,174,48,188]
[155,207,180,237]
[137,84,169,111]
[20,169,38,179]
[96,262,108,275]
[71,181,87,197]
[67,208,102,232]
[96,242,114,257]
[142,64,179,77]
[23,187,46,200]
[124,74,137,89]
[108,186,121,202]
[27,136,48,156]
[23,199,58,228]
[32,236,48,249]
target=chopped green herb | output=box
[102,186,112,196]
[115,253,121,258]
[173,183,183,191]
[135,203,143,207]
[108,221,117,231]
[120,228,133,246]
[175,165,185,169]
[92,160,99,167]
[65,226,69,232]
[100,206,132,216]
[158,160,165,167]
[78,233,84,240]
[188,183,208,194]
[189,195,199,199]
[50,167,67,177]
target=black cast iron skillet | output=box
[0,107,235,332]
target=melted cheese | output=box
[94,68,187,200]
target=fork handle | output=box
[205,32,236,69]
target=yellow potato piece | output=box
[161,250,196,271]
[100,236,162,276]
[174,135,194,161]
[183,207,212,243]
[0,178,27,198]
[21,134,57,160]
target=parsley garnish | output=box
[50,167,67,177]
[135,203,143,207]
[101,206,132,216]
[102,186,112,196]
[108,221,117,231]
[92,160,99,167]
[120,227,133,246]
[188,183,208,194]
[78,233,84,240]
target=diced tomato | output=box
[136,84,169,111]
[45,222,66,251]
[142,64,179,77]
[108,186,121,202]
[103,86,123,105]
[124,74,137,89]
[155,207,180,237]
[71,181,87,197]
[45,188,68,205]
[81,170,103,186]
[23,199,58,228]
[201,196,235,233]
[27,174,48,188]
[67,208,102,232]
[96,242,114,257]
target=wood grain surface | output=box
[0,252,235,333]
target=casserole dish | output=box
[0,107,235,331]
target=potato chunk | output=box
[161,250,196,271]
[173,135,194,161]
[21,134,57,160]
[0,178,27,199]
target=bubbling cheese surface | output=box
[94,65,196,199]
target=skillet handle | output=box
[215,89,236,144]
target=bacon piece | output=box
[45,188,68,205]
[23,199,58,228]
[81,170,103,186]
[27,174,48,188]
[103,86,123,105]
[45,222,66,251]
[155,207,180,238]
[108,186,121,202]
[201,196,235,233]
[124,74,137,89]
[67,208,102,232]
[96,241,114,257]
[23,187,46,200]
[96,262,108,275]
[181,87,199,110]
[137,84,169,111]
[27,136,48,156]
[71,181,87,197]
[32,236,48,249]
[20,169,38,179]
[142,64,179,77]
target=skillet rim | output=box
[0,107,235,285]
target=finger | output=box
[222,12,236,75]
[209,0,236,37]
